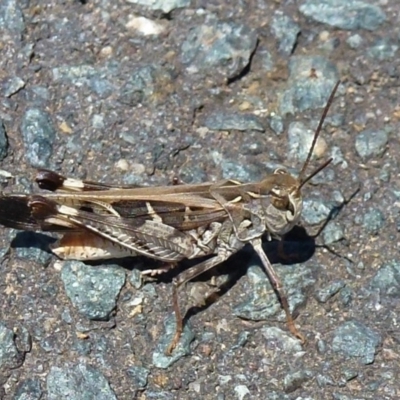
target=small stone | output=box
[126,16,166,36]
[152,314,194,368]
[14,379,43,400]
[0,120,9,161]
[315,280,346,303]
[47,363,117,400]
[118,64,175,106]
[203,111,264,132]
[234,261,316,324]
[180,16,257,80]
[12,231,54,265]
[302,198,332,225]
[368,38,398,61]
[261,326,303,353]
[0,323,21,369]
[126,366,149,389]
[3,76,26,97]
[270,11,300,56]
[299,0,386,31]
[0,0,25,41]
[332,320,381,364]
[347,34,363,49]
[355,129,388,159]
[279,56,339,115]
[369,261,400,299]
[268,114,284,135]
[61,261,126,320]
[322,221,345,245]
[283,369,313,393]
[20,109,56,168]
[287,121,327,162]
[361,207,385,234]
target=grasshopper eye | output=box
[271,192,295,215]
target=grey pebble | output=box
[12,231,54,265]
[118,64,175,106]
[287,121,323,163]
[378,164,390,182]
[20,108,56,168]
[270,11,300,56]
[234,384,251,400]
[3,76,26,97]
[152,314,194,368]
[129,268,143,289]
[361,207,385,234]
[346,33,363,49]
[241,132,268,156]
[302,197,332,225]
[299,0,386,31]
[14,379,43,400]
[126,365,149,389]
[314,280,345,303]
[331,146,348,167]
[279,55,339,115]
[316,373,336,388]
[369,261,400,299]
[61,261,126,320]
[53,65,114,99]
[203,111,264,132]
[331,320,381,364]
[268,114,284,135]
[180,16,257,79]
[341,368,358,382]
[40,334,63,354]
[47,363,117,400]
[0,120,8,161]
[368,38,398,61]
[283,369,313,393]
[322,221,345,245]
[220,158,264,182]
[338,286,353,307]
[52,64,97,82]
[0,323,22,369]
[355,128,388,159]
[0,0,25,41]
[126,0,190,13]
[14,325,31,353]
[317,338,327,354]
[231,331,250,350]
[233,260,316,323]
[257,49,274,71]
[332,394,356,400]
[178,164,208,184]
[263,392,290,400]
[261,326,303,353]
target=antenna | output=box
[298,80,340,184]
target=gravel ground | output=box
[0,0,399,399]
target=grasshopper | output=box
[0,81,339,354]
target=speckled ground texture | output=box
[0,0,399,399]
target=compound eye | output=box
[271,192,289,211]
[271,192,295,215]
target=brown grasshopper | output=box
[0,81,339,354]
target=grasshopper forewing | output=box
[0,81,340,354]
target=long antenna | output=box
[298,80,341,183]
[299,157,332,190]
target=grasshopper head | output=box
[262,80,340,236]
[260,168,303,236]
[262,158,332,236]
